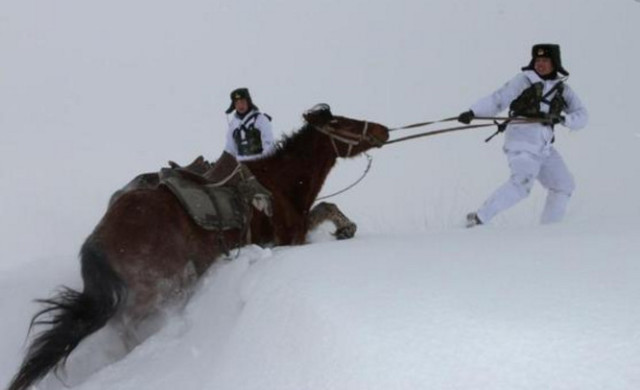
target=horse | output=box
[7,104,389,390]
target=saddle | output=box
[159,153,272,232]
[160,168,247,231]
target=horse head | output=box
[303,103,389,157]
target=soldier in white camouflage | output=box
[458,44,589,227]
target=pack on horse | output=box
[7,104,389,390]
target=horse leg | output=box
[308,201,357,240]
[112,262,198,351]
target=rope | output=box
[310,115,548,198]
[315,153,373,201]
[389,116,458,132]
[385,123,497,145]
[385,116,549,146]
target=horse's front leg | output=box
[308,202,357,240]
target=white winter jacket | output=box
[470,70,588,156]
[225,109,275,161]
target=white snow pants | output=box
[476,147,575,224]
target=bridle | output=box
[312,119,385,157]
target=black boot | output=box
[465,212,483,228]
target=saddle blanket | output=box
[160,169,246,231]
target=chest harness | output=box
[509,80,566,119]
[486,80,567,143]
[233,112,270,156]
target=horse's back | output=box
[97,187,192,270]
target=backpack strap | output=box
[540,81,564,105]
[240,112,261,128]
[240,111,272,129]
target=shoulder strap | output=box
[241,111,272,127]
[241,112,261,127]
[541,81,564,104]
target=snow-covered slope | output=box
[1,0,639,389]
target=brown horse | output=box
[7,104,389,390]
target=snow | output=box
[1,0,640,389]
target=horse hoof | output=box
[334,223,357,240]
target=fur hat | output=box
[225,87,259,114]
[521,43,569,76]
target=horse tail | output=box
[7,238,126,390]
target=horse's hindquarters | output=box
[96,188,227,327]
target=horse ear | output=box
[303,103,333,126]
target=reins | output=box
[312,118,376,201]
[385,116,548,146]
[316,152,373,201]
[388,116,459,131]
[312,114,549,201]
[313,120,376,157]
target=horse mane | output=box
[267,122,318,161]
[246,121,336,218]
